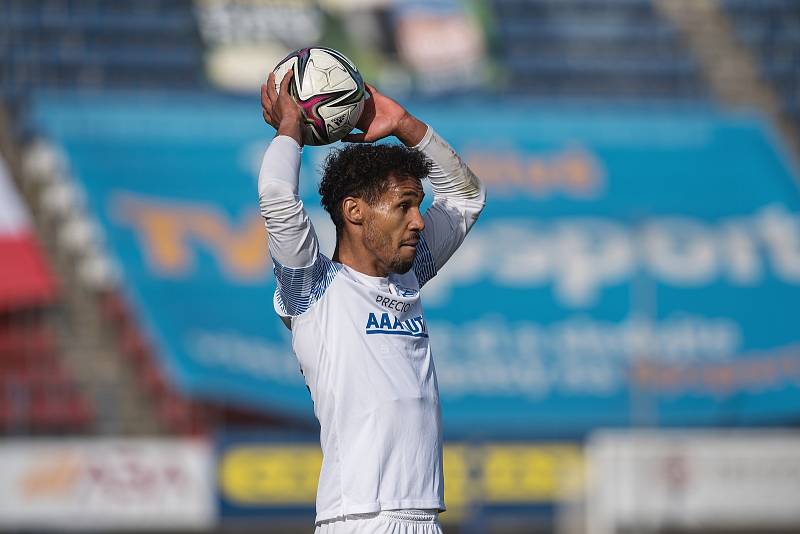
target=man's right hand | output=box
[262,70,304,146]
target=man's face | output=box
[362,174,425,274]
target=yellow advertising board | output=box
[218,440,583,521]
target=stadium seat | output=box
[1,0,206,96]
[722,0,800,134]
[0,324,94,434]
[490,0,711,100]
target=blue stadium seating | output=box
[0,0,206,98]
[490,0,711,99]
[722,0,800,124]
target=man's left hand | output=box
[343,83,427,147]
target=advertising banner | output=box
[216,434,582,523]
[586,431,800,533]
[33,94,800,436]
[0,439,215,530]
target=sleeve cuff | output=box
[259,134,303,191]
[412,124,434,152]
[273,134,303,153]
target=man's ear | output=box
[342,197,365,226]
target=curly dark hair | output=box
[319,143,432,232]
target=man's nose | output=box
[409,208,425,232]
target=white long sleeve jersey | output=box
[258,126,485,524]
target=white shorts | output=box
[314,510,443,534]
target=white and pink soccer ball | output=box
[272,47,366,146]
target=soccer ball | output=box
[272,47,366,146]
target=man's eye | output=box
[399,203,409,210]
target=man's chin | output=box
[390,257,415,274]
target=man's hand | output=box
[262,70,304,146]
[343,83,427,147]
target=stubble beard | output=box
[363,220,414,274]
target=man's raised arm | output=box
[259,71,326,319]
[414,125,486,271]
[258,134,319,269]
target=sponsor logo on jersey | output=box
[393,284,418,297]
[375,295,413,313]
[365,312,428,338]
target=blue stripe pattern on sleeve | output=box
[273,254,341,316]
[412,233,437,287]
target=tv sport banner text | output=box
[34,96,800,436]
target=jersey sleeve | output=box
[412,126,486,287]
[258,135,337,321]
